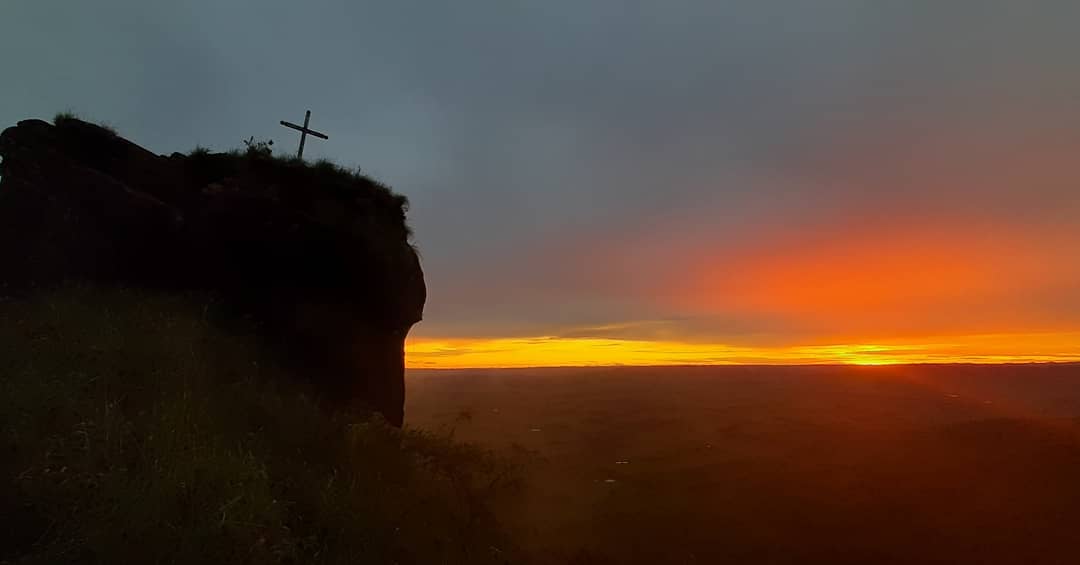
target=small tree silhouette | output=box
[242,136,273,157]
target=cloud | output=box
[4,1,1080,354]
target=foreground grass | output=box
[0,287,522,564]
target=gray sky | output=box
[4,1,1080,347]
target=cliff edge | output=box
[0,117,425,425]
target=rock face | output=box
[0,118,425,426]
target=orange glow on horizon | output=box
[685,225,1071,323]
[406,333,1080,369]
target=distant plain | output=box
[407,364,1080,564]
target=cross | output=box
[279,110,328,159]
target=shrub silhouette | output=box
[242,135,274,158]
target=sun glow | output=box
[406,333,1080,369]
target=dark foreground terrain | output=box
[1,289,517,565]
[407,364,1080,564]
[5,287,1078,564]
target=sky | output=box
[3,1,1080,367]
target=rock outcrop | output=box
[0,117,425,426]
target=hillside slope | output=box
[0,287,518,564]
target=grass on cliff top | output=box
[52,111,118,136]
[47,113,406,234]
[184,140,413,240]
[187,136,390,199]
[0,287,522,564]
[52,111,81,125]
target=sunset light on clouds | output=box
[408,119,1080,367]
[409,114,1080,368]
[440,70,1076,364]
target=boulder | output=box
[0,117,425,426]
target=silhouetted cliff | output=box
[0,117,425,425]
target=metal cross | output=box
[279,110,328,159]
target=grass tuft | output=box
[53,110,80,125]
[52,110,118,136]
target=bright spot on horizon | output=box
[406,333,1080,369]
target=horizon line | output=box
[407,360,1080,371]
